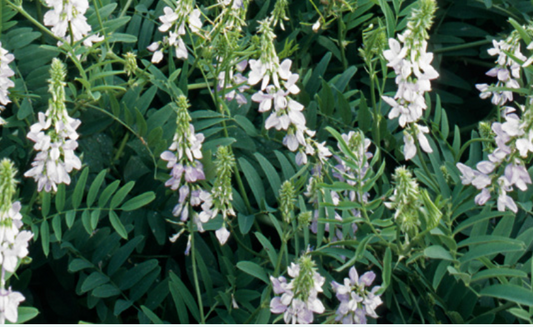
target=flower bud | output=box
[279,180,295,223]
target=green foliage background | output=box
[1,0,533,323]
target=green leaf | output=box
[453,211,507,235]
[274,150,295,181]
[236,261,269,283]
[81,272,110,293]
[471,268,528,283]
[98,180,121,207]
[119,259,158,290]
[109,211,128,239]
[13,307,39,324]
[92,284,121,298]
[424,245,454,261]
[255,232,278,268]
[114,300,134,316]
[52,214,62,242]
[120,192,155,211]
[508,308,532,323]
[234,115,258,137]
[72,167,89,209]
[459,243,524,265]
[509,18,531,45]
[318,80,335,116]
[90,208,100,231]
[480,284,533,306]
[169,271,200,322]
[110,181,135,208]
[41,220,50,257]
[107,236,144,276]
[87,170,107,207]
[382,247,392,291]
[379,0,395,38]
[17,98,33,120]
[254,153,281,197]
[141,305,164,324]
[238,213,254,235]
[306,52,331,95]
[457,235,524,248]
[107,33,137,43]
[41,192,51,218]
[68,258,93,272]
[66,210,76,229]
[238,157,265,206]
[82,210,92,235]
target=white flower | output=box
[0,288,25,324]
[43,0,101,46]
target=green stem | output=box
[191,231,206,324]
[92,0,111,52]
[457,138,493,160]
[119,0,134,18]
[113,134,130,162]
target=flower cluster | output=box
[25,58,82,192]
[385,167,422,242]
[382,0,438,160]
[476,32,526,106]
[304,169,346,242]
[162,96,211,252]
[270,254,325,324]
[331,266,382,324]
[148,0,203,62]
[205,146,236,245]
[0,43,15,125]
[457,105,533,213]
[0,159,33,324]
[250,19,331,165]
[217,60,249,105]
[43,0,103,46]
[333,131,373,209]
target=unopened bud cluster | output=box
[385,167,421,242]
[207,146,236,245]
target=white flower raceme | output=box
[25,59,82,192]
[0,43,15,125]
[0,159,33,324]
[43,0,103,46]
[381,0,438,160]
[332,266,383,324]
[148,0,203,62]
[250,19,331,164]
[270,254,325,324]
[476,32,526,106]
[162,96,215,253]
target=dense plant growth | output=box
[0,0,532,323]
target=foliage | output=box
[0,0,532,323]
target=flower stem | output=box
[191,231,206,324]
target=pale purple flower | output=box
[332,266,383,324]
